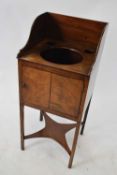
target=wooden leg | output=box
[40,110,44,121]
[80,98,92,135]
[68,123,80,168]
[20,104,25,150]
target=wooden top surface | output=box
[19,39,97,77]
[17,12,107,77]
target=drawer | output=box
[50,74,83,117]
[21,66,51,108]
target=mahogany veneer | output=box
[17,12,108,168]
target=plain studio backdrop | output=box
[0,0,117,175]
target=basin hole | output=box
[46,41,56,46]
[40,47,83,64]
[84,48,96,54]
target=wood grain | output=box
[21,65,51,108]
[50,74,83,117]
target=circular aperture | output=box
[40,47,83,65]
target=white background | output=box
[0,0,117,174]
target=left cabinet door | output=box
[20,65,51,109]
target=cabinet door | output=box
[21,66,51,108]
[50,74,83,117]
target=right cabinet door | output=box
[50,74,84,117]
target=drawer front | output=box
[50,74,83,117]
[21,66,51,108]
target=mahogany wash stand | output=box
[17,12,108,168]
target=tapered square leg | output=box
[20,104,25,150]
[68,123,80,168]
[39,110,44,121]
[80,98,92,135]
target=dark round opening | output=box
[40,47,83,65]
[84,48,95,54]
